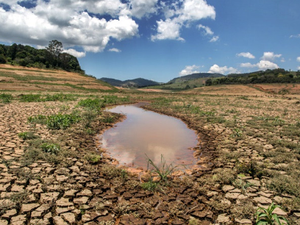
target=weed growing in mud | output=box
[82,109,98,128]
[77,98,104,111]
[267,175,300,198]
[28,115,47,124]
[19,93,77,102]
[230,200,254,220]
[140,179,159,192]
[212,168,235,185]
[10,191,29,207]
[256,203,289,225]
[18,131,38,140]
[20,94,42,102]
[233,179,253,194]
[40,142,60,154]
[0,93,13,103]
[146,154,177,185]
[46,113,81,130]
[236,161,264,178]
[101,164,125,179]
[85,153,102,164]
[101,115,115,123]
[22,138,73,165]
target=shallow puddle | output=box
[99,104,198,169]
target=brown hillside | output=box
[185,84,267,96]
[0,64,114,92]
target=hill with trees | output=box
[206,69,300,86]
[100,77,160,88]
[0,40,83,73]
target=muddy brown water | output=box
[99,104,198,169]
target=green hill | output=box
[148,73,223,91]
[100,77,160,88]
[0,41,83,73]
[206,68,300,85]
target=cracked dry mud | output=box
[0,94,300,225]
[0,100,216,225]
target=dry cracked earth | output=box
[0,94,300,225]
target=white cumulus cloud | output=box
[257,60,279,70]
[179,65,200,76]
[240,62,256,68]
[297,57,300,62]
[198,24,214,35]
[151,0,216,41]
[237,52,255,59]
[261,52,282,61]
[0,1,139,55]
[108,48,121,53]
[129,0,158,19]
[209,36,219,42]
[241,60,279,70]
[151,18,184,41]
[208,64,238,74]
[63,49,86,58]
[240,60,279,70]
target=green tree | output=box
[46,40,63,57]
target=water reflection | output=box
[100,105,198,169]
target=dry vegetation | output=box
[0,64,115,92]
[0,66,300,224]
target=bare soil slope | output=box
[0,64,115,92]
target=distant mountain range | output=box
[100,77,160,88]
[101,73,224,89]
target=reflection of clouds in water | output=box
[147,145,176,165]
[100,105,198,169]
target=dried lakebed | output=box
[100,104,198,169]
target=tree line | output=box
[206,69,300,86]
[0,40,83,73]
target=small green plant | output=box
[20,94,42,102]
[140,179,159,192]
[236,161,263,178]
[146,154,177,185]
[40,143,60,155]
[102,115,115,123]
[256,203,289,225]
[46,113,81,130]
[233,179,253,194]
[231,128,243,138]
[0,93,13,103]
[85,153,102,164]
[238,96,249,100]
[28,115,47,124]
[18,132,38,140]
[77,98,104,111]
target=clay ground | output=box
[0,67,300,224]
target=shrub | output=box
[46,113,81,130]
[236,161,264,178]
[256,203,289,225]
[146,154,177,185]
[77,98,104,110]
[18,132,38,140]
[85,153,102,164]
[0,93,13,103]
[40,143,60,155]
[44,93,77,102]
[20,94,43,102]
[141,179,159,192]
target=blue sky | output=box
[0,0,300,82]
